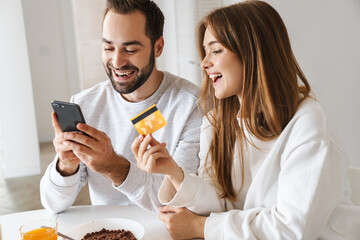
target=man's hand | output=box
[53,112,130,185]
[52,112,81,176]
[159,205,206,239]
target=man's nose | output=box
[112,50,127,69]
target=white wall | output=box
[266,0,360,167]
[154,0,179,76]
[155,0,248,85]
[71,0,107,90]
[156,0,229,86]
[21,0,79,142]
[0,0,41,178]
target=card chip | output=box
[131,104,167,135]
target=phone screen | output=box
[51,100,86,133]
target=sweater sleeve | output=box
[158,116,226,214]
[40,155,88,214]
[204,140,345,240]
[158,172,224,214]
[116,102,202,212]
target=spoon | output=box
[40,226,75,240]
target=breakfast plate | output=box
[63,218,144,239]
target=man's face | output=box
[102,10,155,94]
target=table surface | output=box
[0,205,171,240]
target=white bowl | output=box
[64,218,145,239]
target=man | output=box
[40,0,201,213]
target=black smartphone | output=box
[51,100,86,133]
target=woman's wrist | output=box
[167,165,184,190]
[194,215,207,238]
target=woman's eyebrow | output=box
[203,40,219,48]
[102,38,112,44]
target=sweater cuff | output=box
[49,160,80,187]
[158,171,198,206]
[204,212,224,239]
[114,162,146,200]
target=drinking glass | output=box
[19,219,58,240]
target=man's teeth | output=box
[115,71,133,77]
[209,74,222,80]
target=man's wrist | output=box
[106,154,130,187]
[56,159,79,176]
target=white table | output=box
[0,205,171,240]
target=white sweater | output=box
[40,71,202,213]
[159,98,360,239]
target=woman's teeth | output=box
[209,74,223,81]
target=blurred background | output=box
[0,0,359,214]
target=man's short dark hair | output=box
[104,0,165,45]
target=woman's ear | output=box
[154,36,164,58]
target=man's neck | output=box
[121,69,164,102]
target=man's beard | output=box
[104,49,155,94]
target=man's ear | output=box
[154,36,164,58]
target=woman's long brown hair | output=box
[197,0,311,201]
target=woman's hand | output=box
[159,205,206,239]
[131,134,184,189]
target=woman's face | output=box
[201,28,243,100]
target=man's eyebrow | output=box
[122,40,143,47]
[102,38,143,47]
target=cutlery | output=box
[41,226,75,240]
[56,231,75,240]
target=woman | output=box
[131,1,359,239]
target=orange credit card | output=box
[131,104,167,135]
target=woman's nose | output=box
[200,55,212,69]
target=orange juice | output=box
[20,219,58,240]
[21,227,57,240]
